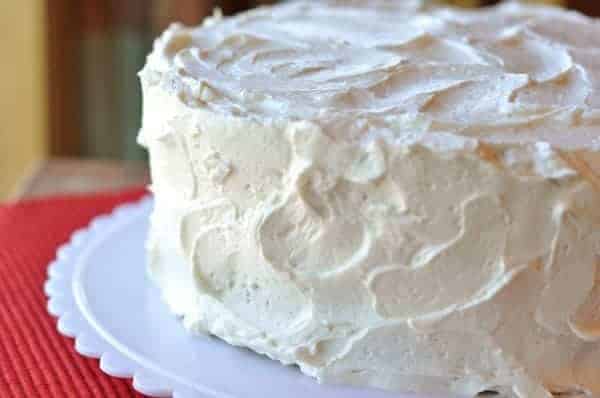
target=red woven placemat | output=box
[0,188,148,398]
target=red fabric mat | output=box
[0,188,148,398]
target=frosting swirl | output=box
[142,0,600,150]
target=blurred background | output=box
[0,0,597,200]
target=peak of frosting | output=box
[141,1,600,150]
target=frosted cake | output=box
[138,1,600,396]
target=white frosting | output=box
[139,0,600,151]
[139,1,600,397]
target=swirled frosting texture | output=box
[139,0,600,150]
[139,1,600,397]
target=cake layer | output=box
[139,2,600,397]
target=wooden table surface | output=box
[12,158,149,200]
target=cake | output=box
[138,1,600,396]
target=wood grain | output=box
[568,0,600,16]
[46,0,83,156]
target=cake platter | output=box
[44,197,450,398]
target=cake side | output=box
[140,82,600,397]
[139,1,600,397]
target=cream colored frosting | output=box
[139,1,600,397]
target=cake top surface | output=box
[142,0,600,150]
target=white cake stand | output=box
[44,197,453,398]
